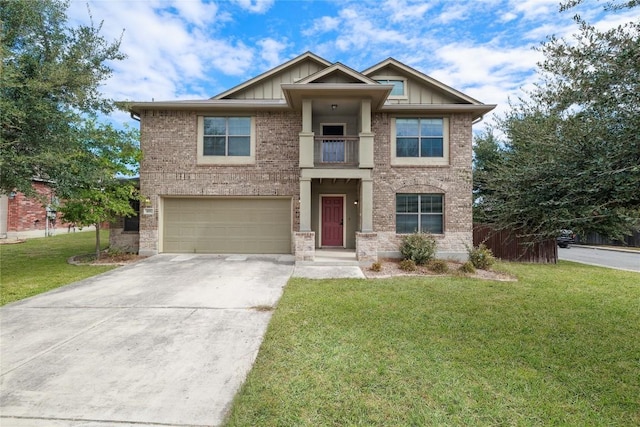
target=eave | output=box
[281,83,393,110]
[125,99,291,115]
[380,103,497,120]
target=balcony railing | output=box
[314,136,359,166]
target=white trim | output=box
[196,116,256,165]
[318,194,346,248]
[390,116,450,167]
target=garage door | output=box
[163,198,291,253]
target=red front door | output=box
[322,196,343,247]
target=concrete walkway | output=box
[1,254,294,427]
[293,249,366,279]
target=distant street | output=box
[559,246,640,272]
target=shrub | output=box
[428,259,449,274]
[459,261,476,274]
[370,261,382,272]
[399,259,417,271]
[400,232,437,265]
[468,244,496,270]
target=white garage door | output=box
[163,198,291,254]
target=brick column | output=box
[294,231,315,261]
[356,232,378,262]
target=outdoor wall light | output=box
[354,200,359,205]
[331,104,338,110]
[8,191,17,199]
[143,196,152,207]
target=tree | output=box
[0,0,125,196]
[57,119,140,259]
[472,127,505,222]
[478,0,640,241]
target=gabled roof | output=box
[212,51,332,100]
[362,58,483,105]
[127,52,496,119]
[296,62,379,85]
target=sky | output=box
[66,0,638,130]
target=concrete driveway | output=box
[1,254,294,426]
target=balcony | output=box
[313,136,359,167]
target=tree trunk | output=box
[95,222,101,259]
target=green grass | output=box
[0,230,115,305]
[225,262,640,426]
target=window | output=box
[391,117,449,166]
[197,116,255,164]
[123,199,139,232]
[203,117,250,156]
[396,194,443,234]
[396,118,443,157]
[376,78,406,97]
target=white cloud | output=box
[168,0,221,27]
[508,0,560,19]
[333,7,415,52]
[231,0,275,14]
[257,38,289,69]
[303,16,341,36]
[383,0,433,23]
[437,4,468,24]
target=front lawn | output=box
[225,262,640,426]
[0,230,115,306]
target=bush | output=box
[399,259,417,271]
[400,232,437,265]
[459,261,476,274]
[428,259,449,274]
[468,244,496,270]
[370,261,382,272]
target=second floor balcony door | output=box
[321,124,345,163]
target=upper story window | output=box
[391,116,449,166]
[376,77,407,98]
[197,116,255,165]
[396,118,443,157]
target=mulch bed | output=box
[362,258,517,281]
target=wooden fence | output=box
[473,224,558,263]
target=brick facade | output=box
[1,181,75,239]
[137,110,302,255]
[371,113,474,259]
[134,109,473,259]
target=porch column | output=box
[299,99,314,168]
[359,98,374,168]
[361,178,373,232]
[299,177,312,231]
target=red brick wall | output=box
[6,181,75,232]
[7,182,54,232]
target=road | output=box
[558,246,640,272]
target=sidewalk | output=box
[574,244,640,254]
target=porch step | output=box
[296,249,362,267]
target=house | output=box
[127,52,495,261]
[0,179,72,239]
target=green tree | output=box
[57,119,140,259]
[472,127,504,222]
[0,0,125,196]
[480,0,640,241]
